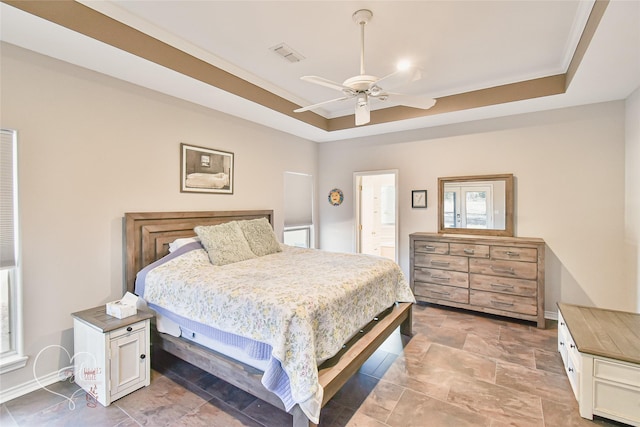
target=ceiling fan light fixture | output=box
[355,94,370,126]
[357,93,368,108]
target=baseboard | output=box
[545,310,558,321]
[0,367,73,404]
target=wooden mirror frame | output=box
[438,173,514,237]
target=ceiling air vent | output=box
[270,43,305,63]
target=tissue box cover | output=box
[106,300,137,319]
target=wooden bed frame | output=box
[124,210,413,427]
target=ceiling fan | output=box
[294,9,436,126]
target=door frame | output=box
[354,170,399,261]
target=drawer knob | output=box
[506,251,520,257]
[126,326,133,332]
[140,354,146,360]
[559,341,564,346]
[568,367,574,372]
[464,248,475,254]
[570,344,575,349]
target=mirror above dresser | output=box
[438,173,514,237]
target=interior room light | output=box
[396,60,411,71]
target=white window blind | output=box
[284,172,313,227]
[1,129,17,269]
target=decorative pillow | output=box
[168,237,201,253]
[194,221,256,266]
[237,217,282,257]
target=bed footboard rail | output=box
[155,302,412,427]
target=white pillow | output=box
[237,218,282,257]
[195,221,256,266]
[168,237,201,253]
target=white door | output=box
[355,172,397,261]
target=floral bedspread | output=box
[141,245,415,423]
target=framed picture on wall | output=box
[412,190,427,208]
[180,143,234,194]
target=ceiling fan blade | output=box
[300,76,350,92]
[373,66,423,91]
[294,96,351,113]
[386,93,436,110]
[355,94,370,126]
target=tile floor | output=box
[0,303,628,426]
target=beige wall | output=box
[626,88,640,311]
[0,44,317,392]
[318,101,633,316]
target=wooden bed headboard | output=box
[124,210,274,293]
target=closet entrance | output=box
[354,171,398,261]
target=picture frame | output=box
[412,190,427,208]
[180,143,234,194]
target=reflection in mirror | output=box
[438,174,514,237]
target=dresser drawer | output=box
[469,290,537,315]
[594,359,640,388]
[414,282,469,304]
[558,310,570,364]
[109,320,147,339]
[566,349,580,399]
[490,246,537,262]
[414,241,449,254]
[470,274,537,297]
[414,267,469,288]
[450,243,489,258]
[469,258,537,280]
[414,254,468,272]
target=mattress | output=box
[154,307,270,371]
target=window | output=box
[1,129,26,373]
[283,172,313,248]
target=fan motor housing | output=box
[343,75,378,91]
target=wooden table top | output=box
[558,303,640,365]
[72,305,154,333]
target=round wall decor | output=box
[328,188,344,206]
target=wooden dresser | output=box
[557,303,640,425]
[409,233,545,328]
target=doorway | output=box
[355,171,398,261]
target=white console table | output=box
[557,303,640,426]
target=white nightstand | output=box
[72,305,153,406]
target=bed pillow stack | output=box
[195,217,281,266]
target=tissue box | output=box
[106,300,137,319]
